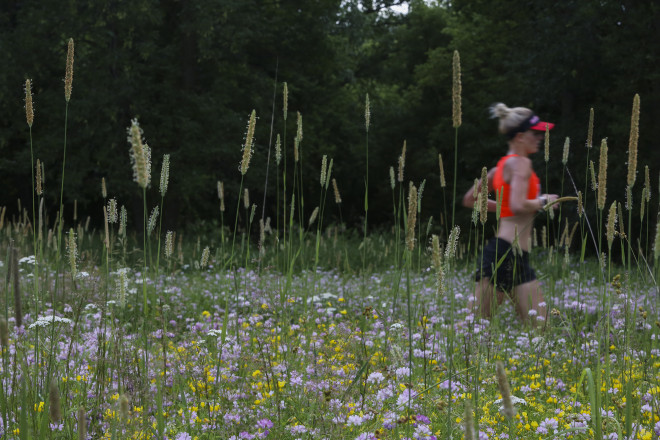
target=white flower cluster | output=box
[28,315,73,329]
[307,292,338,304]
[494,395,527,414]
[19,255,36,265]
[207,329,224,338]
[75,271,90,279]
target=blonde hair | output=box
[489,103,533,135]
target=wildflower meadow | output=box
[1,40,659,440]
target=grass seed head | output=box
[389,166,395,190]
[644,165,650,202]
[431,234,444,296]
[332,178,342,204]
[309,206,319,227]
[417,179,426,213]
[406,182,417,251]
[25,79,34,127]
[36,159,43,195]
[496,361,516,418]
[325,158,333,189]
[626,93,640,187]
[68,228,77,278]
[640,188,647,218]
[562,137,570,165]
[589,160,597,192]
[0,318,8,347]
[64,38,74,102]
[218,181,225,212]
[127,119,151,188]
[160,154,170,197]
[296,111,303,144]
[49,381,62,423]
[597,139,608,210]
[606,201,617,249]
[283,82,288,120]
[101,177,107,198]
[119,206,127,237]
[147,206,159,237]
[77,406,86,440]
[165,231,174,258]
[471,193,480,225]
[275,134,282,165]
[365,93,371,132]
[438,154,446,188]
[398,141,406,183]
[119,395,130,421]
[103,206,109,248]
[464,399,475,440]
[38,199,43,242]
[320,155,328,187]
[117,269,128,307]
[577,191,583,218]
[241,110,257,175]
[445,226,460,260]
[107,198,118,223]
[559,218,569,247]
[452,50,462,128]
[259,219,265,257]
[200,246,210,268]
[243,188,250,210]
[480,167,488,224]
[542,225,547,249]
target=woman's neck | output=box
[507,142,528,157]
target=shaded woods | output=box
[1,0,658,239]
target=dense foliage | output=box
[1,0,658,237]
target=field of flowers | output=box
[1,242,659,439]
[3,39,659,440]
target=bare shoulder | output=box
[505,155,532,177]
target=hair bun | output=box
[489,103,510,119]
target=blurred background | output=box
[1,0,658,242]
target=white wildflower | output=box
[28,315,73,329]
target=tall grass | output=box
[1,43,658,440]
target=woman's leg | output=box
[512,280,547,327]
[471,278,505,319]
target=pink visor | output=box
[529,115,555,131]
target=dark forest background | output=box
[1,0,658,242]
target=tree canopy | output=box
[1,0,657,237]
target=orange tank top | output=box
[492,154,540,217]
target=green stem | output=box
[451,128,458,228]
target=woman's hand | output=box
[539,193,559,210]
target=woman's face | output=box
[519,130,545,154]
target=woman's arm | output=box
[462,167,498,212]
